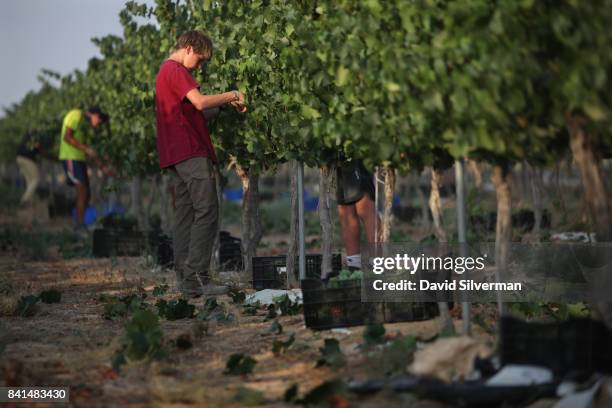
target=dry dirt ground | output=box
[1,248,611,407]
[0,248,492,408]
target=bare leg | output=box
[337,204,360,256]
[355,194,380,244]
[75,183,89,225]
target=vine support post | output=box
[455,158,471,336]
[429,167,454,335]
[381,165,396,243]
[234,163,263,278]
[492,163,511,320]
[429,168,448,242]
[374,167,378,243]
[318,165,334,278]
[286,161,299,288]
[297,161,306,281]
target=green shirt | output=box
[58,109,88,161]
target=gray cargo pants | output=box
[170,157,218,296]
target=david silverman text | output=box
[372,279,522,291]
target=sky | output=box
[0,0,154,116]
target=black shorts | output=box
[336,160,375,205]
[62,160,89,187]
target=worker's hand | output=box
[232,90,245,105]
[83,146,98,159]
[231,100,247,113]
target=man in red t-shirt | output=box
[156,31,246,297]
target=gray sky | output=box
[0,0,154,116]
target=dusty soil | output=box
[0,247,498,408]
[1,239,610,408]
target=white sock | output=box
[346,254,361,268]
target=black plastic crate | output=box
[219,242,241,258]
[500,316,612,376]
[220,230,241,244]
[100,214,138,231]
[252,256,287,290]
[153,233,173,268]
[219,232,243,271]
[219,244,241,254]
[219,245,242,271]
[301,279,384,330]
[93,228,148,257]
[383,302,440,323]
[252,254,342,290]
[304,254,342,278]
[146,230,242,270]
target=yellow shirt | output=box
[58,109,88,161]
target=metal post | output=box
[297,162,306,280]
[374,166,379,244]
[455,159,471,335]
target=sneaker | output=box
[201,284,229,296]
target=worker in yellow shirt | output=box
[58,107,114,230]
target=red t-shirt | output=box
[155,59,217,168]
